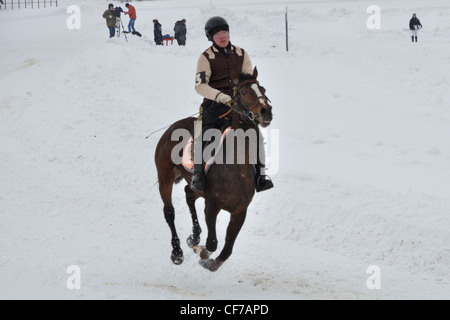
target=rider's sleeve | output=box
[195,54,224,102]
[242,50,253,75]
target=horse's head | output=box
[230,67,273,128]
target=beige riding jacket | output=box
[195,44,252,104]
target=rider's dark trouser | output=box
[192,100,230,191]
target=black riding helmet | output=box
[205,16,229,41]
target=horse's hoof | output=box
[171,250,184,265]
[199,258,223,272]
[186,235,200,248]
[193,245,212,260]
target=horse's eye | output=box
[241,90,247,95]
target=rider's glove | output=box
[217,93,232,107]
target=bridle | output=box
[231,80,271,122]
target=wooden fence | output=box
[1,0,58,10]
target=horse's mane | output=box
[238,72,255,81]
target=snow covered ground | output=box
[1,0,450,299]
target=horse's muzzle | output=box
[259,106,273,127]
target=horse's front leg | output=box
[199,209,248,272]
[194,201,220,261]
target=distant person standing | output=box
[174,19,187,46]
[102,3,117,38]
[409,13,422,42]
[153,19,163,45]
[124,3,137,33]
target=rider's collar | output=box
[212,42,233,56]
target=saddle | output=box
[182,127,232,174]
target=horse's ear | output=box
[230,69,240,85]
[252,67,258,79]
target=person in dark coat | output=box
[174,19,187,46]
[153,19,163,45]
[409,13,422,42]
[102,3,117,38]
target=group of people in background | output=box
[102,3,187,46]
[102,3,137,38]
[153,18,186,46]
[104,4,423,45]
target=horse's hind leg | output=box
[199,209,248,272]
[160,178,184,265]
[185,185,201,249]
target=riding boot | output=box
[415,36,418,42]
[411,36,414,42]
[191,163,206,193]
[254,163,274,193]
[253,126,273,192]
[191,118,206,193]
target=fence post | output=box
[285,6,289,52]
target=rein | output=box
[206,79,270,126]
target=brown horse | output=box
[154,67,273,271]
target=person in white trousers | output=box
[409,13,422,42]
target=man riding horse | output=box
[192,16,274,193]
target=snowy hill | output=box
[1,0,450,299]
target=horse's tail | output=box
[153,175,183,188]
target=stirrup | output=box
[255,175,274,193]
